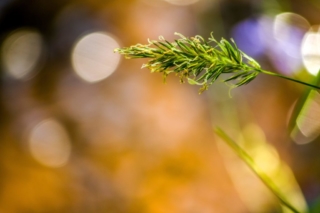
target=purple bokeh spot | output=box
[231,18,266,58]
[232,16,305,75]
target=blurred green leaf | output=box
[215,127,302,213]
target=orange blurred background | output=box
[1,0,320,212]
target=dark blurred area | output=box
[1,0,320,212]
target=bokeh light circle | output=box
[1,28,44,80]
[164,0,199,6]
[273,12,310,42]
[271,13,310,74]
[29,119,72,167]
[301,27,320,76]
[72,32,121,83]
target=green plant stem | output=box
[259,69,320,90]
[215,127,301,213]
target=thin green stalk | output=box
[259,69,320,90]
[215,127,300,213]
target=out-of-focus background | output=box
[1,0,320,212]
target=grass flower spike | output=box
[115,32,320,93]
